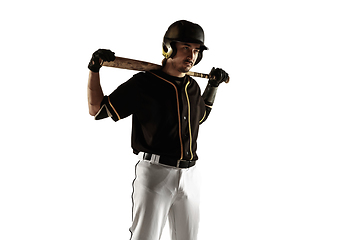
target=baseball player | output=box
[87,20,229,240]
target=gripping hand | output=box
[208,67,229,87]
[88,49,116,72]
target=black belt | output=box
[142,153,196,168]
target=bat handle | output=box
[189,72,209,79]
[178,71,230,83]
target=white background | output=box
[1,0,360,239]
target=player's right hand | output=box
[208,67,229,87]
[88,49,116,72]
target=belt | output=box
[141,152,196,168]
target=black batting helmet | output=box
[162,20,208,65]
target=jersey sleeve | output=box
[199,105,211,124]
[94,73,144,121]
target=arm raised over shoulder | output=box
[87,49,115,116]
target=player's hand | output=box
[208,67,229,87]
[88,49,116,72]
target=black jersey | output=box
[95,70,209,161]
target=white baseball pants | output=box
[129,153,201,240]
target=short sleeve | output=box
[94,73,145,122]
[108,73,144,120]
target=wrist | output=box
[209,80,219,87]
[202,83,218,106]
[88,62,101,72]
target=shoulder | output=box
[187,76,202,91]
[129,71,150,82]
[129,71,164,84]
[115,71,156,90]
[188,76,199,85]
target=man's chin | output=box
[180,66,192,73]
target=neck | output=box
[162,62,186,78]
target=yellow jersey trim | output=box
[185,80,194,160]
[108,97,121,120]
[199,111,206,124]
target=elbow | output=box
[89,110,96,117]
[88,104,100,117]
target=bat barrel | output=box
[102,57,162,72]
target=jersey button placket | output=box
[181,117,189,159]
[181,80,193,160]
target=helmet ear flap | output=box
[162,42,172,59]
[162,41,177,59]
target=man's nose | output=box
[188,50,196,61]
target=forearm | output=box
[200,67,229,124]
[200,83,218,124]
[202,82,218,107]
[87,71,104,116]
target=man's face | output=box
[170,42,201,73]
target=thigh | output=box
[168,166,201,240]
[130,161,177,240]
[168,197,200,240]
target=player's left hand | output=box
[208,67,229,87]
[88,49,116,73]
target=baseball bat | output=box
[102,57,229,83]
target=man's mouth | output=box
[184,60,193,66]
